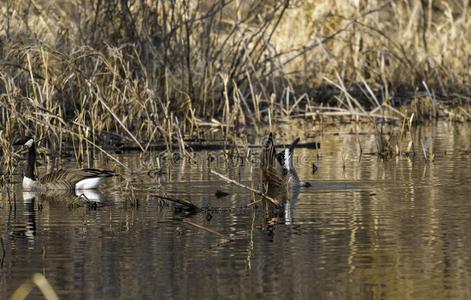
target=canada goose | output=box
[260,132,300,189]
[14,137,115,192]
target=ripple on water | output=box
[1,123,471,299]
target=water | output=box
[1,122,470,299]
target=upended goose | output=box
[14,137,116,192]
[260,132,300,189]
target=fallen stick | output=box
[210,170,280,207]
[65,141,320,152]
[153,194,201,212]
[183,220,230,240]
[246,199,262,206]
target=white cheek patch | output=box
[25,139,34,147]
[284,149,291,171]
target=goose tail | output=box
[75,169,116,190]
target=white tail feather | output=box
[75,177,105,190]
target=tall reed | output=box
[0,0,469,170]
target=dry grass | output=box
[0,0,470,177]
[10,273,58,300]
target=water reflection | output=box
[17,190,108,246]
[283,186,300,225]
[263,183,301,225]
[22,193,36,249]
[24,189,108,207]
[0,122,470,299]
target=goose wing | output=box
[260,133,286,186]
[39,168,115,189]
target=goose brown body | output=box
[260,133,300,190]
[15,137,115,191]
[35,168,115,191]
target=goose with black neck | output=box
[14,137,116,192]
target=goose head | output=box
[13,136,35,148]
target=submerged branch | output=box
[210,169,280,207]
[183,220,230,240]
[152,194,201,212]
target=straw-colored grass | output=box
[0,0,470,176]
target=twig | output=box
[85,141,320,152]
[183,220,229,240]
[247,199,262,206]
[210,169,280,206]
[458,107,471,118]
[22,113,128,169]
[153,194,201,212]
[95,88,145,152]
[289,111,399,120]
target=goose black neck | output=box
[25,142,36,180]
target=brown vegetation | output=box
[0,0,470,171]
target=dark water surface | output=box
[1,122,471,299]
